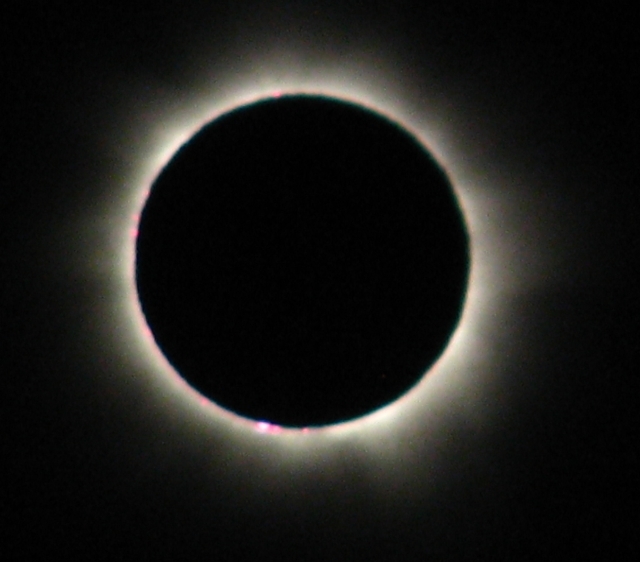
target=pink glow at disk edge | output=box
[256,421,284,434]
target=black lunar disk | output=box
[135,94,469,428]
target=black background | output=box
[3,1,638,559]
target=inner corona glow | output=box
[83,52,548,460]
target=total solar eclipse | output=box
[135,94,470,428]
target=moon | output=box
[134,94,470,428]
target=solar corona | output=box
[66,40,567,487]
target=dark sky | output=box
[3,2,638,559]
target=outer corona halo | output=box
[74,44,556,464]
